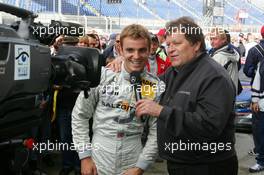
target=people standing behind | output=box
[86,33,98,48]
[245,33,258,58]
[50,35,64,56]
[55,36,81,175]
[72,24,164,175]
[237,33,246,58]
[107,33,118,46]
[156,28,167,49]
[243,26,264,85]
[243,26,264,166]
[100,36,107,50]
[209,27,240,93]
[156,28,168,61]
[249,59,264,173]
[134,17,238,175]
[62,36,79,46]
[77,35,89,47]
[146,33,171,76]
[225,30,242,71]
[102,33,121,65]
[93,33,102,51]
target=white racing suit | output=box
[72,66,165,175]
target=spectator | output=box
[146,33,171,76]
[243,26,264,171]
[250,59,264,173]
[86,34,97,48]
[245,33,258,58]
[94,33,102,51]
[237,33,246,57]
[100,36,107,50]
[102,33,121,65]
[156,28,167,61]
[209,27,240,94]
[243,26,264,84]
[107,33,117,47]
[77,35,89,47]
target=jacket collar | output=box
[176,51,207,73]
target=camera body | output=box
[0,3,103,173]
[0,3,102,139]
[0,24,52,139]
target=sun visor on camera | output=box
[52,46,102,88]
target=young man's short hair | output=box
[120,24,151,49]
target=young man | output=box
[72,24,165,175]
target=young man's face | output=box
[121,37,150,73]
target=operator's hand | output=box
[122,167,144,175]
[251,102,259,113]
[106,56,123,72]
[39,100,48,109]
[135,99,163,118]
[53,85,63,90]
[81,157,98,175]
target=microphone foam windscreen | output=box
[130,71,141,84]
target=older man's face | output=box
[166,32,201,68]
[210,36,226,49]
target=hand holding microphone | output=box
[130,71,163,118]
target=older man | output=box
[135,17,238,175]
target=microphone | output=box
[130,71,142,101]
[130,71,145,122]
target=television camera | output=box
[0,2,103,173]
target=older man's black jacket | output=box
[158,52,237,164]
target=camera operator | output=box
[51,35,81,175]
[50,35,65,56]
